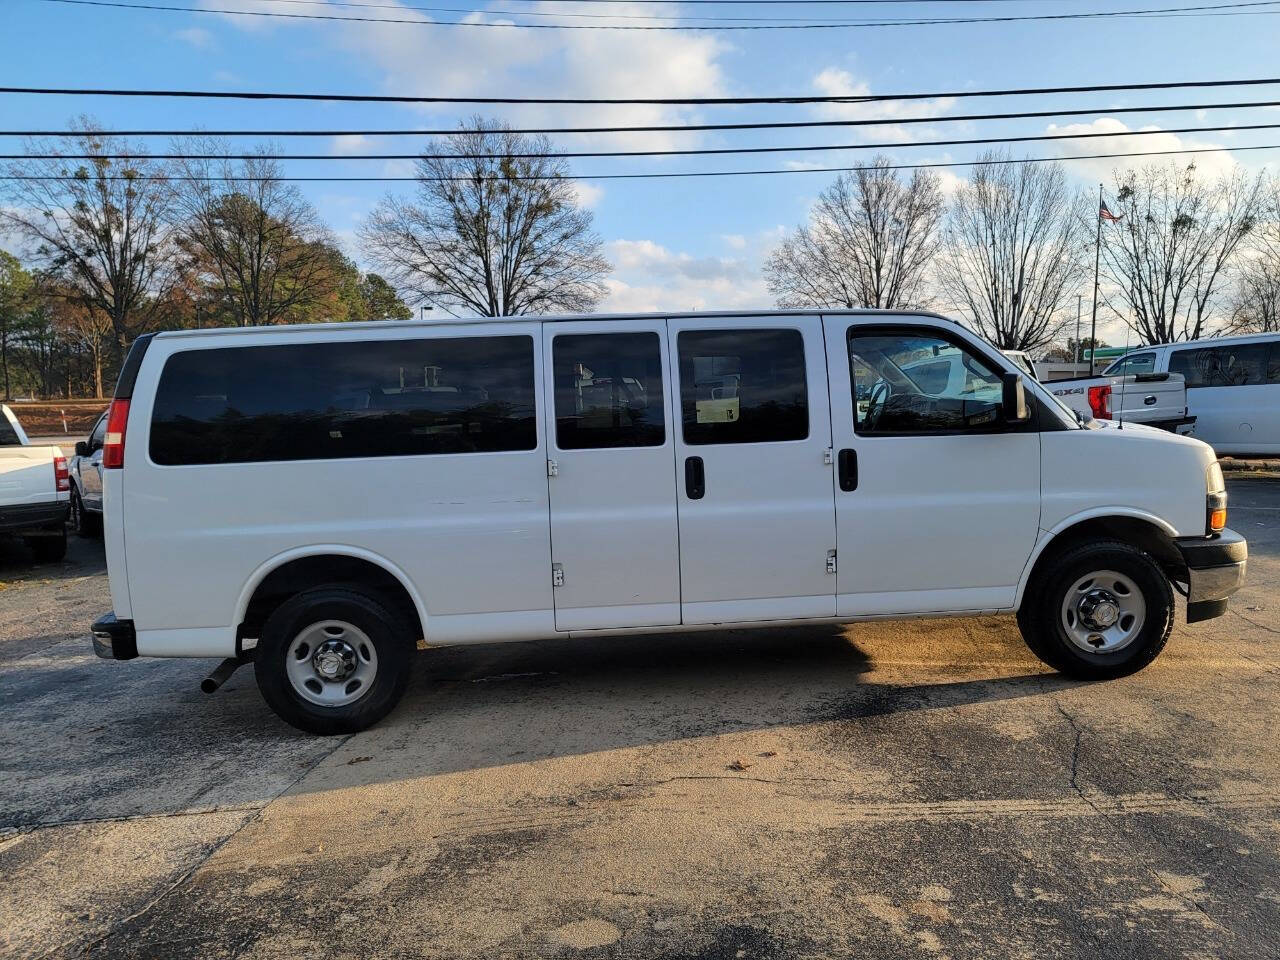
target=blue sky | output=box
[3,0,1280,335]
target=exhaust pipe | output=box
[201,657,243,694]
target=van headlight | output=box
[1206,461,1227,534]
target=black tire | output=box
[1018,539,1174,680]
[28,527,68,563]
[70,489,102,538]
[254,585,414,735]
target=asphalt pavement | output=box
[1,478,1277,959]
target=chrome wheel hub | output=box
[285,621,378,707]
[1061,570,1146,655]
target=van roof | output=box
[1114,330,1280,356]
[151,307,959,340]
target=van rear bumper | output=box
[1175,529,1247,623]
[91,612,137,661]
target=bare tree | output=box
[360,119,610,317]
[1099,162,1262,343]
[1227,175,1280,333]
[935,153,1086,351]
[172,140,339,327]
[0,120,178,363]
[765,159,943,310]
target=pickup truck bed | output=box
[0,404,69,560]
[1047,371,1195,432]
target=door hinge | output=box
[826,550,837,575]
[823,447,834,465]
[547,458,559,477]
[552,563,565,587]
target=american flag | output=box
[1099,200,1123,222]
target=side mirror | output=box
[1002,372,1030,423]
[75,440,89,457]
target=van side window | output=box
[1106,352,1155,376]
[553,332,665,450]
[848,330,1005,435]
[150,336,537,466]
[1269,342,1280,385]
[677,329,808,445]
[1169,344,1268,388]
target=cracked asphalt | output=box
[1,477,1277,959]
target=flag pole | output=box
[1089,182,1102,374]
[1075,294,1082,366]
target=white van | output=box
[90,311,1246,734]
[1103,332,1280,455]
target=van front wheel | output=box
[255,586,413,735]
[1018,540,1174,679]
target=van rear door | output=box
[543,319,681,631]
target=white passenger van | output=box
[1103,332,1280,455]
[91,311,1247,734]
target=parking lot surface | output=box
[1,477,1278,959]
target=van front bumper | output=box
[1175,529,1247,623]
[91,612,137,661]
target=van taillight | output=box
[53,456,70,491]
[1087,384,1112,420]
[102,399,130,469]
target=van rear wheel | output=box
[1018,540,1174,679]
[255,586,413,735]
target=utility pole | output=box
[1075,294,1082,366]
[1089,182,1102,374]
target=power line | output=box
[3,142,1275,181]
[5,98,1280,138]
[95,0,1269,24]
[12,121,1280,161]
[35,0,1280,30]
[4,78,1280,106]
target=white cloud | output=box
[601,237,773,313]
[810,67,957,144]
[310,0,731,151]
[1046,117,1237,181]
[330,134,373,156]
[175,27,214,49]
[570,180,605,209]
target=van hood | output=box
[1096,418,1217,461]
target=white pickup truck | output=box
[0,404,70,561]
[1044,371,1195,433]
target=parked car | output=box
[68,411,108,537]
[1101,333,1280,455]
[90,311,1246,734]
[0,404,69,562]
[1045,368,1193,434]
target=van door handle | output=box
[837,448,858,492]
[685,456,705,500]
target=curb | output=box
[1219,458,1280,473]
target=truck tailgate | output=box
[0,446,62,507]
[1114,374,1186,425]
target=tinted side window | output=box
[553,332,664,450]
[0,414,20,447]
[150,336,537,466]
[1269,342,1280,384]
[1169,344,1268,388]
[849,331,1005,434]
[678,329,808,445]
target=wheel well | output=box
[239,555,424,645]
[1027,516,1187,595]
